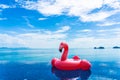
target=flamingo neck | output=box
[61,45,68,61]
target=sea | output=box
[0,48,120,80]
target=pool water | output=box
[0,49,120,80]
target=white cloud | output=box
[0,27,120,48]
[38,18,47,20]
[78,29,92,32]
[37,0,104,16]
[0,27,69,48]
[80,10,119,22]
[76,28,120,40]
[67,0,103,16]
[20,0,103,16]
[18,33,66,40]
[96,30,106,32]
[0,33,63,48]
[18,0,120,22]
[96,28,120,35]
[17,33,66,48]
[0,34,25,47]
[97,21,120,26]
[23,16,34,28]
[68,37,120,48]
[55,26,70,33]
[104,0,120,9]
[0,4,10,9]
[20,1,37,10]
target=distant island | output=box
[94,47,105,49]
[113,46,120,49]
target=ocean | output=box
[0,48,120,80]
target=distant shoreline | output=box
[0,47,120,50]
[0,47,30,50]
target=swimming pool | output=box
[0,48,120,80]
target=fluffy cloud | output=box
[0,33,62,48]
[0,34,112,48]
[78,29,92,32]
[80,10,119,22]
[23,16,34,28]
[1,0,120,22]
[104,0,120,9]
[0,27,120,48]
[55,26,70,33]
[18,0,120,22]
[0,26,70,48]
[68,37,120,48]
[38,18,47,20]
[97,21,120,26]
[0,34,25,47]
[0,4,10,9]
[77,28,120,38]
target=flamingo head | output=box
[59,42,68,53]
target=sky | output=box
[0,0,120,48]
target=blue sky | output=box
[0,0,120,48]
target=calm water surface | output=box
[0,48,120,80]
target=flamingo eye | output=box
[61,43,63,45]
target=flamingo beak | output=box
[59,42,63,53]
[59,48,62,53]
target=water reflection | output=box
[52,67,91,80]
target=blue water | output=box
[0,48,120,80]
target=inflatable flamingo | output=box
[51,42,91,70]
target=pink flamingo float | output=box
[51,42,91,70]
